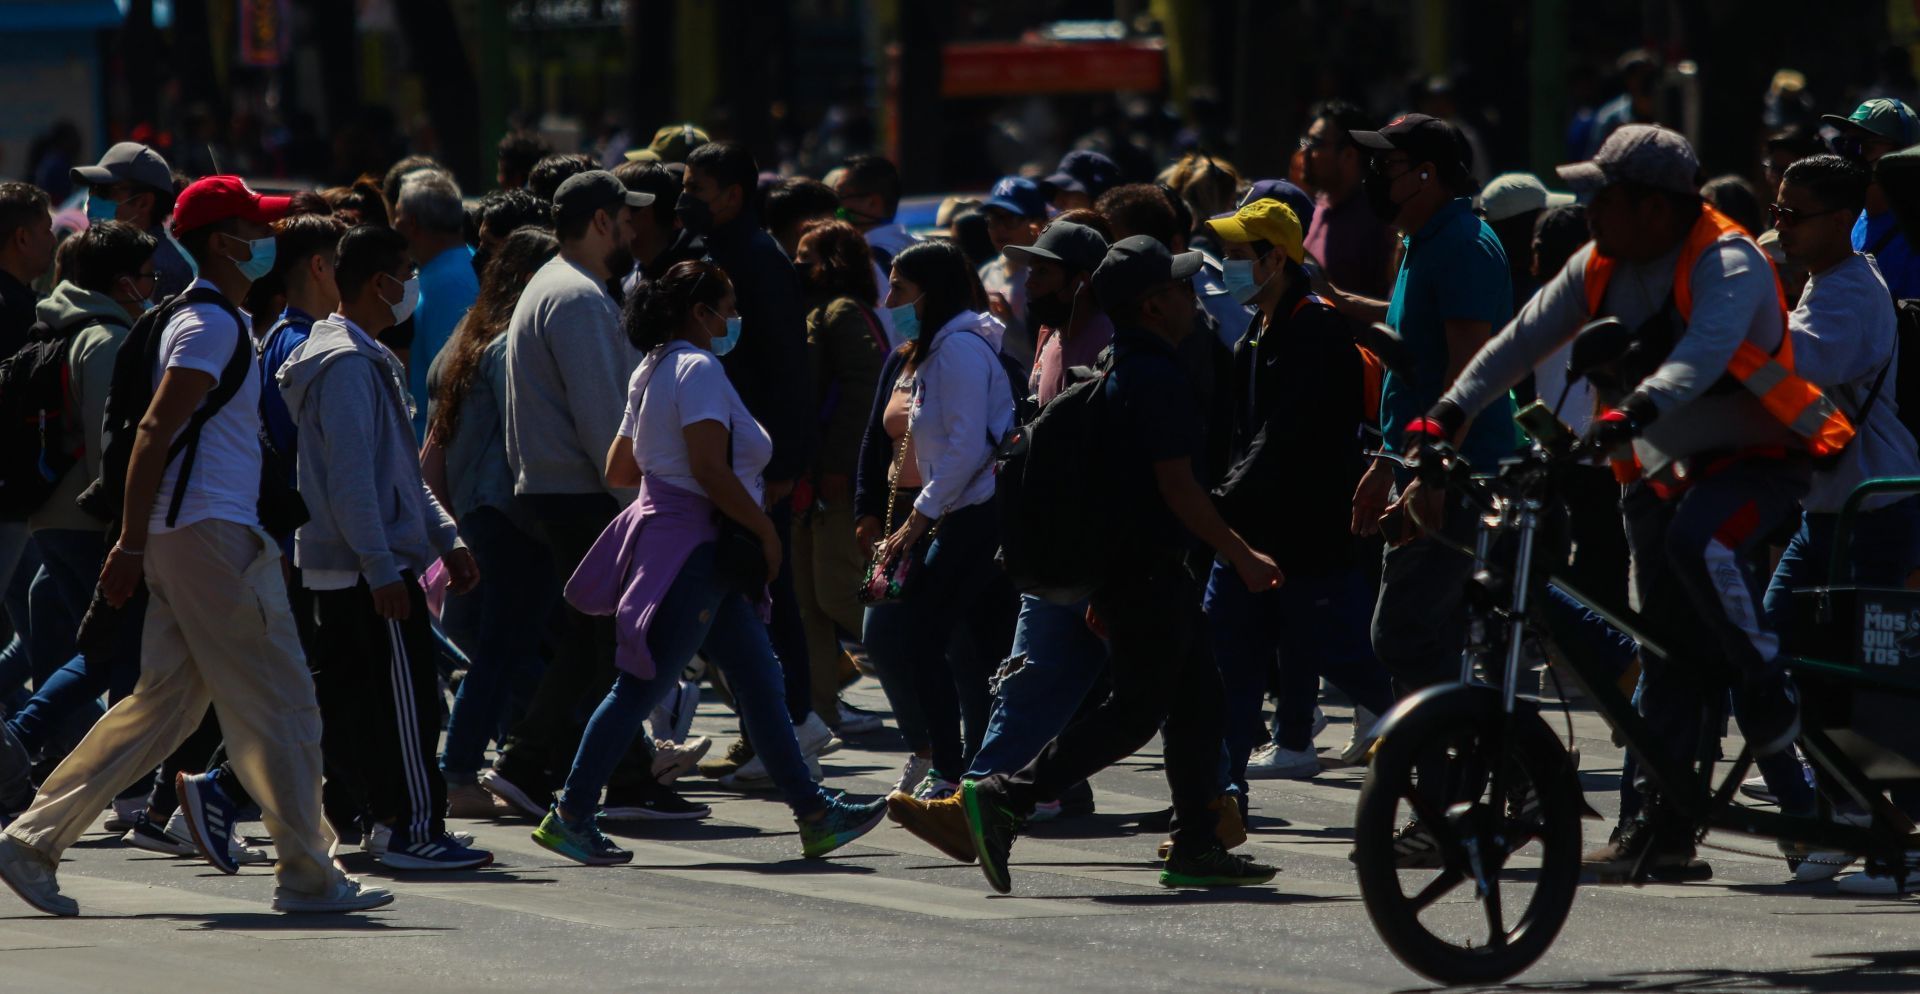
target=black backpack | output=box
[0,313,127,518]
[77,287,253,527]
[1890,300,1920,451]
[993,357,1119,604]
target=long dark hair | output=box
[626,259,734,353]
[429,226,559,444]
[890,239,983,365]
[796,219,877,306]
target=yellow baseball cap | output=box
[1204,198,1304,263]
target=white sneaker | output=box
[105,796,145,834]
[836,700,884,735]
[1835,853,1920,895]
[1340,706,1382,766]
[795,713,835,759]
[270,876,394,913]
[1789,809,1869,882]
[648,679,701,744]
[911,775,959,801]
[889,755,931,797]
[651,736,713,784]
[1245,743,1320,780]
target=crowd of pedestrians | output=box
[0,59,1918,915]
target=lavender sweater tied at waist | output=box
[564,475,769,679]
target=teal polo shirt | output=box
[1380,197,1517,471]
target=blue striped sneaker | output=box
[176,770,241,875]
[378,828,494,871]
[798,793,887,859]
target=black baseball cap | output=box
[1092,235,1201,314]
[553,170,655,227]
[1042,150,1122,200]
[71,142,174,193]
[1349,113,1473,187]
[1003,221,1109,275]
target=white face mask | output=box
[380,273,421,324]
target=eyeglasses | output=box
[1766,202,1841,226]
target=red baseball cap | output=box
[171,176,293,235]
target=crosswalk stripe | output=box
[392,880,790,929]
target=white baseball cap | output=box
[1476,172,1576,222]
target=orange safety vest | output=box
[1580,204,1854,458]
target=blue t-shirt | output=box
[411,243,480,441]
[1853,210,1920,301]
[259,305,316,557]
[1380,197,1517,472]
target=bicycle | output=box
[1349,323,1920,984]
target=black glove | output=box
[1581,393,1657,452]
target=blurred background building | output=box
[1,0,1914,199]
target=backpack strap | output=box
[1872,222,1901,259]
[160,288,252,527]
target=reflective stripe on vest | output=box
[1580,204,1854,457]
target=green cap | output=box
[1822,98,1920,146]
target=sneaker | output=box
[229,838,272,865]
[887,791,976,862]
[912,774,960,801]
[1245,742,1320,780]
[836,700,884,736]
[123,811,199,857]
[177,769,242,875]
[798,793,887,858]
[1583,814,1711,883]
[479,767,549,818]
[1735,671,1801,758]
[378,829,494,871]
[794,713,836,758]
[104,796,145,834]
[650,735,713,785]
[270,876,395,913]
[1739,773,1777,805]
[601,782,711,821]
[1310,706,1328,740]
[889,755,932,797]
[699,737,752,779]
[1058,779,1096,817]
[649,679,702,744]
[531,808,634,866]
[1157,794,1248,860]
[0,836,76,916]
[445,783,500,819]
[960,778,1021,894]
[1027,800,1063,823]
[1340,706,1382,766]
[1835,853,1920,895]
[1787,810,1869,881]
[1159,842,1279,887]
[362,822,478,856]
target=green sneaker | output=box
[531,808,633,866]
[961,778,1020,894]
[1159,843,1278,888]
[799,794,887,858]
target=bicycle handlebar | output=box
[1827,477,1920,586]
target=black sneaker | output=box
[602,782,711,822]
[1584,813,1711,883]
[1390,818,1444,868]
[960,778,1021,894]
[1160,843,1279,887]
[1736,672,1801,758]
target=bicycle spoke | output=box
[1409,868,1464,912]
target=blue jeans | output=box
[562,543,826,818]
[1760,496,1920,813]
[1206,562,1393,789]
[965,595,1107,779]
[861,501,1012,780]
[0,530,42,710]
[441,507,555,784]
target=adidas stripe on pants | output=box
[311,574,447,844]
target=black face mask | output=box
[1363,169,1404,224]
[1026,290,1072,331]
[675,192,714,235]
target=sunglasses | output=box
[1766,202,1840,226]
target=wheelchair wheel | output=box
[1353,688,1582,985]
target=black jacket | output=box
[0,270,38,361]
[1212,279,1367,577]
[854,346,912,524]
[705,212,811,482]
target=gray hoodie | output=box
[278,316,461,587]
[30,281,131,533]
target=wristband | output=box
[114,544,144,557]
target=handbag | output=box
[859,419,935,604]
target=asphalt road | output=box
[2,683,1917,994]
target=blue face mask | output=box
[86,193,120,224]
[888,297,923,342]
[225,234,277,282]
[709,313,743,357]
[1221,256,1274,305]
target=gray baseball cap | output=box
[1555,124,1699,196]
[1003,220,1109,275]
[70,142,174,193]
[552,170,655,226]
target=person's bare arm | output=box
[100,368,215,604]
[1152,456,1281,591]
[685,420,780,582]
[420,430,452,511]
[604,436,642,489]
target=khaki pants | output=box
[5,519,343,896]
[791,502,867,723]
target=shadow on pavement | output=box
[1399,948,1920,993]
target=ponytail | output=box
[625,259,734,352]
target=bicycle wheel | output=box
[1353,687,1582,985]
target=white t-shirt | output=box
[150,279,261,534]
[617,341,772,506]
